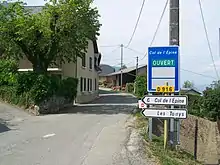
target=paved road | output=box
[0,91,154,165]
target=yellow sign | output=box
[156,85,174,93]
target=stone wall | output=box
[27,96,73,115]
[152,115,220,164]
[180,115,219,164]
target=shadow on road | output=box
[0,118,10,133]
[91,95,138,104]
[60,105,136,115]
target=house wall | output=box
[75,40,99,103]
[62,61,76,79]
[18,56,33,69]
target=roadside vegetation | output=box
[135,112,201,165]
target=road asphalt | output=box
[0,90,156,165]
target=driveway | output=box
[0,90,154,165]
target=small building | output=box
[106,64,147,87]
[180,88,202,96]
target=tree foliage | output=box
[183,80,194,88]
[201,82,220,121]
[135,76,147,98]
[0,0,101,73]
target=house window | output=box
[94,57,97,68]
[83,78,86,91]
[90,79,92,91]
[95,78,97,91]
[89,57,92,69]
[80,77,83,92]
[87,78,90,91]
[82,54,86,67]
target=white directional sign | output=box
[142,95,188,106]
[142,109,187,119]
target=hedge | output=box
[0,59,78,109]
[135,76,147,98]
[126,83,134,93]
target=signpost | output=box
[138,46,187,150]
[147,46,180,92]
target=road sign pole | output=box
[169,0,180,147]
[148,93,153,142]
[170,93,175,147]
[164,82,168,149]
[164,118,168,149]
[177,119,180,144]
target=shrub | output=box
[126,83,134,93]
[58,77,78,100]
[201,87,220,121]
[135,76,147,98]
[0,86,32,107]
[186,94,203,117]
[0,59,18,86]
[15,73,78,104]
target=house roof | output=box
[181,87,202,95]
[24,6,43,14]
[107,64,146,76]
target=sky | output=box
[24,0,220,88]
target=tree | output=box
[0,0,101,73]
[201,84,220,121]
[120,64,127,70]
[183,80,194,88]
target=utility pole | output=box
[169,0,179,147]
[134,56,139,94]
[136,56,139,77]
[120,44,124,90]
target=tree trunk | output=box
[32,61,48,74]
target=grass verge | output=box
[134,111,202,165]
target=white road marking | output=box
[43,133,56,138]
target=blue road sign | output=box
[147,46,180,92]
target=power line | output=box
[100,45,119,48]
[141,0,169,60]
[125,47,144,56]
[181,68,216,80]
[198,0,219,79]
[125,0,146,48]
[103,46,120,56]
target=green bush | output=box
[0,59,18,86]
[15,73,78,104]
[0,60,78,108]
[0,86,32,107]
[201,87,220,121]
[135,76,147,98]
[126,83,134,93]
[58,77,78,100]
[186,94,203,117]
